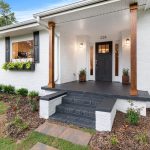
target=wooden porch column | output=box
[130,3,138,96]
[48,22,55,88]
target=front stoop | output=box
[30,142,58,150]
[35,122,92,146]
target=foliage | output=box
[25,61,32,69]
[110,135,119,146]
[0,84,4,92]
[2,61,33,71]
[79,68,86,76]
[0,0,16,27]
[0,101,8,115]
[3,85,15,94]
[135,132,149,145]
[16,88,28,96]
[126,101,141,125]
[29,99,38,112]
[123,68,129,76]
[28,91,39,98]
[12,116,29,130]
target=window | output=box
[98,44,109,54]
[115,44,119,76]
[90,46,93,75]
[12,40,34,59]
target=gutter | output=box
[33,0,120,19]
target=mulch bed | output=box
[0,93,45,139]
[90,109,150,150]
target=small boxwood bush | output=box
[16,88,28,96]
[3,85,15,94]
[28,91,39,98]
[0,84,4,92]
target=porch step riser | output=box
[56,105,95,118]
[50,113,95,129]
[62,96,107,107]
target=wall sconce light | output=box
[79,43,84,49]
[125,38,130,45]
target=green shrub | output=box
[135,132,149,145]
[25,62,31,69]
[13,116,28,130]
[0,84,4,92]
[16,88,28,96]
[3,85,15,94]
[29,99,38,112]
[28,91,39,98]
[126,108,140,125]
[110,135,119,146]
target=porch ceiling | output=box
[55,8,130,38]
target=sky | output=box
[6,0,79,22]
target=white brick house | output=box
[0,0,150,131]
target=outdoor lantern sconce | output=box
[125,38,130,45]
[79,43,84,49]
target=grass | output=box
[0,132,89,150]
[0,101,8,115]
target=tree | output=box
[0,0,16,27]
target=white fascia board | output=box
[0,19,37,32]
[34,0,120,20]
[0,23,39,35]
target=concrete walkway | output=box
[30,142,58,150]
[35,122,92,146]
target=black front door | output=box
[95,41,112,81]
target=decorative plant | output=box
[28,91,39,98]
[110,135,119,146]
[79,68,86,82]
[2,61,33,71]
[135,132,149,145]
[126,101,142,125]
[122,68,129,84]
[25,61,31,69]
[123,68,129,76]
[29,99,38,112]
[79,69,86,77]
[16,88,28,96]
[3,85,15,94]
[0,84,4,92]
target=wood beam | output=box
[48,22,55,88]
[130,3,138,96]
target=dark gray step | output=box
[62,95,114,106]
[50,112,95,129]
[56,103,95,118]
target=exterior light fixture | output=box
[79,43,84,49]
[125,38,130,45]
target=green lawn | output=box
[0,131,89,150]
[0,101,8,115]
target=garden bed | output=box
[90,109,150,150]
[0,93,45,139]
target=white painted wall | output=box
[137,9,150,93]
[59,34,77,83]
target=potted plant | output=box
[122,68,129,85]
[79,69,86,82]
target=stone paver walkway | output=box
[35,122,92,146]
[30,142,58,150]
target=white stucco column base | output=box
[40,96,64,119]
[96,104,116,132]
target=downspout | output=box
[35,16,60,83]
